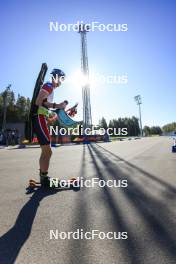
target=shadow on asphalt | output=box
[0,187,74,264]
[95,143,176,195]
[87,144,143,264]
[67,144,143,264]
[86,143,176,263]
[1,143,176,264]
[67,144,91,264]
[58,143,176,264]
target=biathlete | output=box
[31,68,67,186]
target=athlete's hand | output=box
[64,100,68,105]
[62,100,69,109]
[56,101,68,109]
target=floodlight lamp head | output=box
[78,24,90,33]
[134,95,142,104]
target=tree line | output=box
[0,90,30,125]
[143,126,162,136]
[99,118,176,136]
[99,116,140,136]
[162,122,176,133]
[0,88,176,136]
[143,123,176,136]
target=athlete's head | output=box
[50,68,65,88]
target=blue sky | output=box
[0,0,176,126]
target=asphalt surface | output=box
[0,137,176,264]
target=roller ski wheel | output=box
[27,177,80,191]
[50,177,80,190]
[28,179,40,188]
[69,178,80,190]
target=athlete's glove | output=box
[64,100,68,105]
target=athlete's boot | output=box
[40,171,50,187]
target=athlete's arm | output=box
[35,89,48,106]
[35,90,67,109]
[42,100,67,109]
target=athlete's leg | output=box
[40,144,52,173]
[32,114,52,186]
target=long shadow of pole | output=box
[67,144,91,264]
[90,143,176,261]
[95,144,176,194]
[87,144,143,264]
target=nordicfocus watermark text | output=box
[49,178,128,188]
[50,73,128,86]
[49,21,128,32]
[50,126,128,136]
[50,229,128,240]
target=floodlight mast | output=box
[134,95,143,137]
[78,24,92,130]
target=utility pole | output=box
[78,24,92,130]
[2,84,11,131]
[134,94,143,137]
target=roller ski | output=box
[27,176,80,191]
